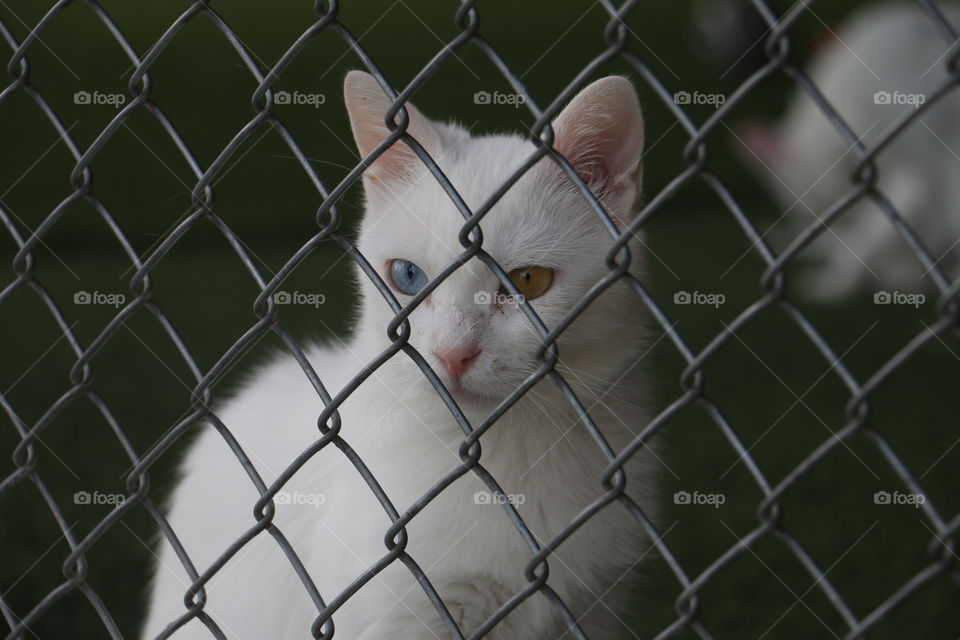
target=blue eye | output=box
[389,259,429,295]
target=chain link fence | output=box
[1,0,959,638]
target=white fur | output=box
[745,3,960,301]
[140,72,656,639]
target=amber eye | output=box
[505,266,553,300]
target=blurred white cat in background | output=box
[740,2,960,302]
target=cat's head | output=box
[344,70,648,408]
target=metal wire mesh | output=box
[1,0,959,638]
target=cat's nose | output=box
[434,345,481,381]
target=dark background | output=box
[1,0,958,638]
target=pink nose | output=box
[434,345,481,381]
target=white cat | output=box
[741,2,960,302]
[140,71,656,639]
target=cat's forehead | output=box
[366,130,602,273]
[433,132,538,207]
[425,136,563,249]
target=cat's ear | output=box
[552,76,644,221]
[344,70,441,186]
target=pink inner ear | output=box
[567,146,611,191]
[343,70,441,186]
[739,121,782,166]
[552,77,644,202]
[351,102,434,185]
[555,118,637,191]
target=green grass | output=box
[1,0,958,638]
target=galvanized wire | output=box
[1,0,958,638]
